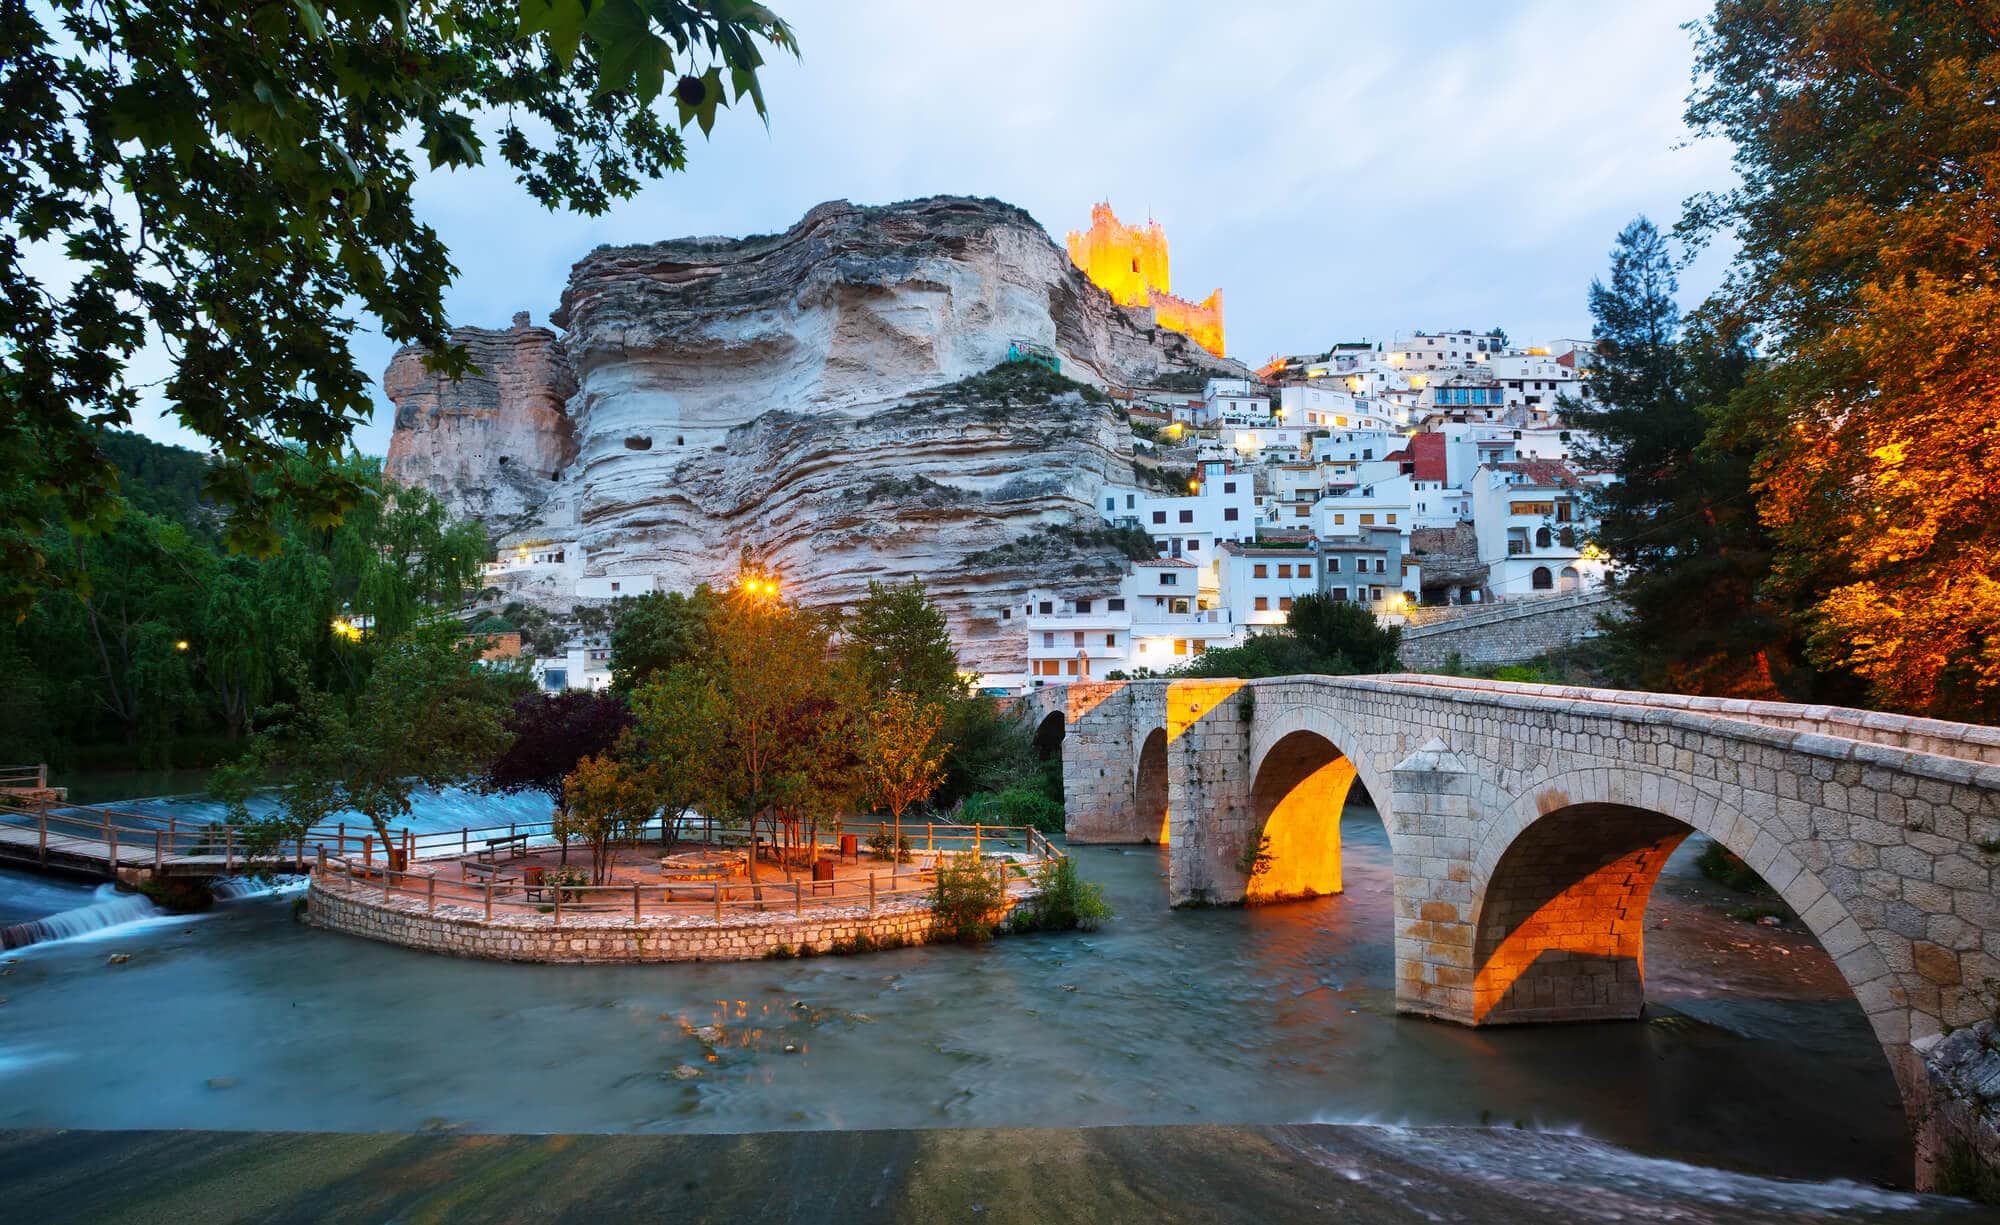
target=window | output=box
[1328,557,1341,572]
[1254,596,1269,611]
[1074,599,1092,614]
[1107,598,1125,612]
[1535,526,1552,549]
[1375,559,1386,574]
[1152,511,1167,525]
[1298,564,1312,579]
[1277,564,1292,579]
[1126,494,1135,509]
[1042,632,1054,648]
[1253,564,1268,578]
[1174,639,1189,655]
[1531,566,1554,590]
[1333,514,1345,525]
[1386,513,1396,525]
[1279,597,1293,612]
[1224,507,1239,522]
[1067,659,1081,675]
[1224,481,1237,493]
[1160,573,1178,586]
[1360,514,1375,526]
[1178,510,1193,524]
[1001,609,1011,620]
[1105,633,1117,647]
[1072,632,1084,647]
[1186,540,1200,552]
[1039,601,1053,614]
[1328,588,1347,602]
[610,582,621,593]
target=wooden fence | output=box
[309,821,1065,926]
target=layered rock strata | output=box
[385,196,1245,673]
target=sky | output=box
[129,0,1737,456]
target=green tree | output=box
[625,664,727,842]
[560,752,656,885]
[2,1,798,613]
[609,585,719,693]
[860,692,950,865]
[1175,594,1399,679]
[1684,0,2000,720]
[842,579,967,704]
[1562,221,1800,699]
[221,616,521,866]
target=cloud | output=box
[120,0,1733,456]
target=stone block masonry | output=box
[1028,671,2000,1191]
[1398,591,1620,670]
[307,878,1033,964]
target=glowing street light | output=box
[174,640,190,651]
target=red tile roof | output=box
[1134,558,1198,568]
[1495,459,1583,488]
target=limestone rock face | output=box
[384,313,577,530]
[385,196,1245,673]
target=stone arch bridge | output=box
[1021,675,2000,1182]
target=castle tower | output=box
[1065,202,1224,357]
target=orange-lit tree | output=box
[861,692,950,866]
[1686,0,2000,721]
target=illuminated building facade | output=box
[1065,202,1226,357]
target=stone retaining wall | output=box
[307,877,1032,963]
[1398,591,1619,669]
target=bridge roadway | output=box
[0,805,381,881]
[1023,673,2000,1187]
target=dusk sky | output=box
[133,1,1736,456]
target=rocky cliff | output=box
[383,313,577,529]
[385,195,1245,673]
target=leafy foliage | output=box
[1562,220,1812,699]
[1014,856,1111,933]
[2,0,797,611]
[560,751,656,884]
[1683,1,2000,720]
[859,691,950,852]
[483,688,633,810]
[218,616,524,858]
[930,850,1005,943]
[609,585,719,693]
[842,579,965,705]
[1174,594,1400,679]
[961,784,1064,834]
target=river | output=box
[0,793,1965,1219]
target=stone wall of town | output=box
[307,877,1032,964]
[1397,590,1619,669]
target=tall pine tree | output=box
[1568,219,1814,699]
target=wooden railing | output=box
[309,821,1065,926]
[0,764,47,790]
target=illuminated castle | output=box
[1065,202,1225,357]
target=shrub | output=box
[543,863,590,901]
[963,784,1064,834]
[867,829,914,863]
[931,850,1005,943]
[1015,857,1111,933]
[1695,840,1769,894]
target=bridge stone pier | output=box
[1023,674,2000,1186]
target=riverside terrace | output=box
[304,819,1060,963]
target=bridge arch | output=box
[1032,709,1066,760]
[1134,726,1169,845]
[1241,697,1392,903]
[1468,765,1908,1145]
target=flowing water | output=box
[0,792,1963,1218]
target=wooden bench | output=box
[475,833,532,863]
[463,860,519,884]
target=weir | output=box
[1025,673,2000,1188]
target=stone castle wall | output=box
[307,877,1029,964]
[1397,590,1619,670]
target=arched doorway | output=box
[1559,565,1580,593]
[1244,729,1359,901]
[1530,566,1553,591]
[1135,727,1169,845]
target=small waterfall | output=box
[210,875,308,901]
[0,884,161,951]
